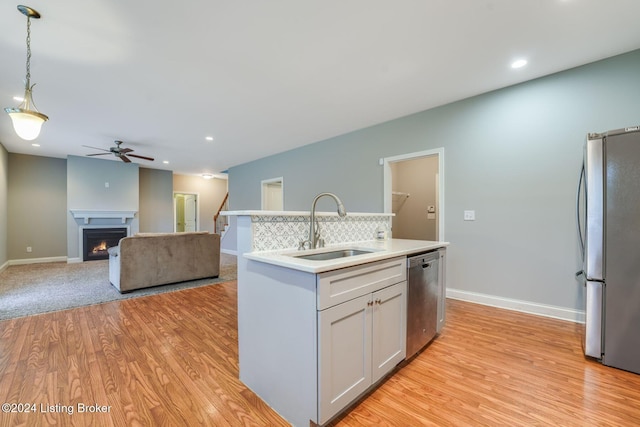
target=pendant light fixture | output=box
[4,5,48,141]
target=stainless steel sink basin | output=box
[291,249,375,261]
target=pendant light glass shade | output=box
[5,86,48,141]
[4,5,48,141]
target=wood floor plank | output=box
[2,280,640,426]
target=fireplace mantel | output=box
[70,209,137,224]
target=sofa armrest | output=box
[108,245,121,291]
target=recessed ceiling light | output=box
[205,136,214,141]
[31,143,40,147]
[163,160,169,164]
[511,59,528,69]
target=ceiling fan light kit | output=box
[4,5,49,141]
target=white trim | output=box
[446,288,585,323]
[8,256,68,266]
[0,260,9,272]
[67,257,82,264]
[382,148,445,240]
[221,248,239,256]
[78,225,131,263]
[70,209,137,224]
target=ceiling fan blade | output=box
[82,145,110,152]
[119,148,133,154]
[86,153,112,156]
[127,154,155,161]
[119,154,132,163]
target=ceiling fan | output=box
[82,140,155,163]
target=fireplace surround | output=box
[69,209,137,263]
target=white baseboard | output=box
[221,249,238,256]
[67,257,82,264]
[446,288,585,324]
[8,256,68,266]
[0,260,8,273]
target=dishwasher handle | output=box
[408,251,440,268]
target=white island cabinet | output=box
[225,211,448,426]
[317,256,406,424]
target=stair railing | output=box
[214,192,229,234]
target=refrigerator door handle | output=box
[576,162,585,258]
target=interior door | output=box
[175,196,185,232]
[184,195,197,231]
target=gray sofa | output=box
[108,232,220,293]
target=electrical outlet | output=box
[26,246,32,253]
[463,210,476,221]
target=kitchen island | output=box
[225,211,448,426]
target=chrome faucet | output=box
[305,192,347,249]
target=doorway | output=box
[174,192,199,232]
[261,177,284,211]
[383,148,444,240]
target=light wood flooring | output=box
[1,280,640,426]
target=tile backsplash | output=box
[251,214,392,251]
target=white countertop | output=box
[244,239,449,273]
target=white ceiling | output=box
[2,1,640,176]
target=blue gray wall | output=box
[228,49,640,313]
[66,155,140,260]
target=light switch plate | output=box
[464,210,475,221]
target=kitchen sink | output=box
[291,248,375,261]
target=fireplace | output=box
[82,228,127,261]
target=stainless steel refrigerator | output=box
[579,126,640,375]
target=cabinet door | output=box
[372,281,407,383]
[318,294,372,425]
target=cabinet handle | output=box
[375,299,382,305]
[367,301,373,306]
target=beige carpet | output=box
[0,253,237,321]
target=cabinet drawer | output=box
[317,256,406,310]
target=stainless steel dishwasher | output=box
[406,249,444,358]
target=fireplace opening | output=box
[83,228,127,261]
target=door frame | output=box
[382,148,445,240]
[261,177,284,211]
[173,191,200,232]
